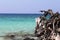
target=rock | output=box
[24,37,35,40]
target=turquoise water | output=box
[0,14,42,35]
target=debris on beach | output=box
[35,9,60,40]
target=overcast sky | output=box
[0,0,60,13]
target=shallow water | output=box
[0,14,42,40]
[0,14,42,36]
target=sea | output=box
[0,14,43,36]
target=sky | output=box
[0,0,60,13]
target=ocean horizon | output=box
[0,14,43,36]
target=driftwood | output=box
[35,9,60,40]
